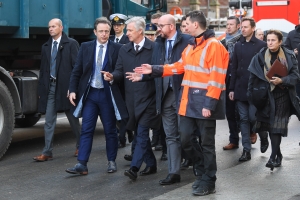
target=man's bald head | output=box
[48,18,63,40]
[159,14,176,26]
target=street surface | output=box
[1,115,300,200]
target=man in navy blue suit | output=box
[65,17,128,175]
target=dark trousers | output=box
[118,118,128,144]
[236,101,256,152]
[131,124,156,170]
[42,82,80,156]
[179,116,217,180]
[77,87,118,162]
[226,89,239,145]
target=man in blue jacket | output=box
[66,17,127,175]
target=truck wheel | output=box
[0,80,15,160]
[15,114,41,128]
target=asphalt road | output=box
[1,115,300,200]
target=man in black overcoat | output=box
[229,17,268,161]
[33,18,80,162]
[103,17,160,180]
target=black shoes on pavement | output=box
[124,168,137,180]
[139,166,157,176]
[239,150,251,161]
[159,174,180,185]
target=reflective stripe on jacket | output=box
[162,36,229,119]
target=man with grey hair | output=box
[102,17,159,181]
[255,28,264,41]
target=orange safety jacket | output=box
[162,33,229,119]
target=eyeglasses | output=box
[157,24,171,28]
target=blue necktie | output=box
[95,45,104,88]
[167,40,173,60]
[50,41,58,78]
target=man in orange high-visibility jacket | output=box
[132,11,229,196]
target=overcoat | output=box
[38,32,79,113]
[68,40,128,119]
[229,34,266,101]
[112,37,160,130]
[248,46,300,124]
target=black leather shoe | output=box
[159,174,181,185]
[239,150,251,161]
[181,159,192,170]
[266,158,276,171]
[127,131,134,143]
[124,168,137,180]
[259,131,269,153]
[118,142,126,148]
[139,166,157,176]
[274,154,283,167]
[154,144,163,151]
[124,154,133,161]
[161,152,168,161]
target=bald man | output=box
[255,28,264,41]
[33,18,81,161]
[152,14,193,185]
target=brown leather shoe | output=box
[250,132,257,144]
[74,149,79,157]
[33,154,53,162]
[223,143,239,150]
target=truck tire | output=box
[15,114,41,128]
[0,80,15,160]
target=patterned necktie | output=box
[50,41,58,78]
[116,38,119,43]
[95,45,104,88]
[135,45,140,52]
[167,40,173,60]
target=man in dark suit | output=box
[103,17,160,181]
[109,13,130,44]
[109,13,132,148]
[33,18,80,162]
[151,14,192,185]
[65,17,127,175]
[229,17,268,161]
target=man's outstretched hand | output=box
[134,64,152,74]
[101,71,114,82]
[125,72,142,82]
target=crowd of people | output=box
[32,10,300,197]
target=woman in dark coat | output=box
[248,29,300,170]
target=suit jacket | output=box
[150,33,193,114]
[109,35,130,44]
[112,37,161,130]
[38,32,79,113]
[69,39,128,119]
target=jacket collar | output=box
[191,29,215,47]
[123,37,152,52]
[240,33,258,43]
[46,32,69,46]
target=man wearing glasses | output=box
[151,14,193,185]
[66,17,127,175]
